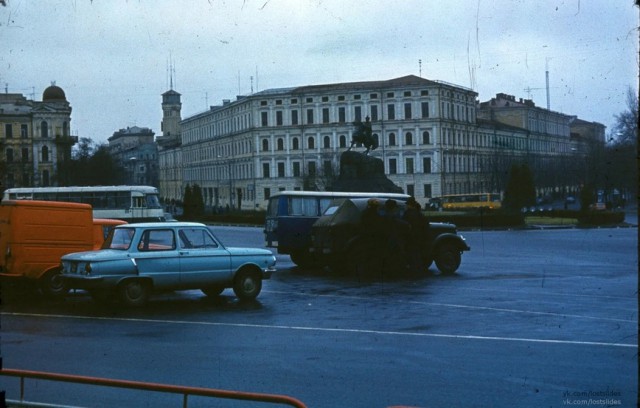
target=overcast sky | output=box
[1,0,638,144]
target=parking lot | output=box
[0,225,637,407]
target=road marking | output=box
[265,290,637,324]
[2,312,637,349]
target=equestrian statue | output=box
[347,116,378,155]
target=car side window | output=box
[179,228,218,249]
[138,229,176,251]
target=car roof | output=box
[115,222,205,229]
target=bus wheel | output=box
[434,244,461,275]
[39,269,68,298]
[290,250,315,269]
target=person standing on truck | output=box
[402,197,429,275]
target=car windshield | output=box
[102,227,136,250]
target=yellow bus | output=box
[441,193,502,210]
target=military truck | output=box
[310,198,470,275]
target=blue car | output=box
[60,222,276,306]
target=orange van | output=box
[0,200,124,297]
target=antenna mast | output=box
[545,57,550,110]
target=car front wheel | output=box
[233,269,262,300]
[118,280,150,307]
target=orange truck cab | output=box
[0,200,125,297]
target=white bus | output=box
[2,185,165,222]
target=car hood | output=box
[61,249,129,261]
[226,247,274,257]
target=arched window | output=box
[261,138,269,152]
[388,133,396,146]
[422,131,430,144]
[307,136,315,149]
[277,138,284,151]
[339,135,347,148]
[373,133,379,147]
[40,121,48,138]
[405,132,413,145]
[323,136,330,149]
[292,137,299,150]
[42,146,49,162]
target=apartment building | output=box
[0,84,77,190]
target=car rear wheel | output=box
[201,285,225,297]
[233,268,262,300]
[39,269,68,298]
[118,280,150,307]
[434,244,461,275]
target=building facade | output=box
[163,75,604,211]
[108,126,159,187]
[0,85,77,191]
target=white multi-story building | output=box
[161,75,603,211]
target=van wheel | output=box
[233,269,262,300]
[202,285,225,297]
[39,269,68,298]
[118,280,150,307]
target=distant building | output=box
[158,75,605,211]
[0,84,77,191]
[108,126,159,187]
[157,89,183,205]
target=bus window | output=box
[133,196,145,208]
[289,197,318,216]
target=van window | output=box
[288,197,318,216]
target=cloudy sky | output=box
[1,0,637,144]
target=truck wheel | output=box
[118,280,150,307]
[434,244,461,275]
[290,250,315,268]
[233,268,262,300]
[202,285,225,297]
[39,269,68,298]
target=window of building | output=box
[322,96,329,102]
[40,121,48,138]
[421,90,429,96]
[373,133,379,147]
[261,112,268,127]
[389,158,397,174]
[5,124,12,139]
[423,184,432,198]
[307,136,315,149]
[406,184,415,196]
[6,148,13,162]
[338,95,345,101]
[276,111,283,126]
[260,100,268,106]
[276,99,282,105]
[386,92,394,98]
[42,146,49,162]
[277,138,284,151]
[291,98,298,104]
[388,133,396,146]
[354,106,362,122]
[322,108,330,123]
[277,162,285,177]
[291,110,299,125]
[422,131,430,144]
[42,170,50,187]
[292,137,299,150]
[261,138,269,151]
[339,135,347,148]
[262,163,270,178]
[354,94,361,100]
[306,97,313,103]
[306,109,314,124]
[307,161,316,176]
[22,147,29,162]
[370,105,378,121]
[387,104,395,120]
[323,160,333,176]
[264,188,271,200]
[404,91,412,97]
[405,132,413,145]
[292,161,301,177]
[404,103,412,119]
[406,157,414,174]
[323,136,330,149]
[423,157,431,173]
[21,124,28,138]
[370,93,378,99]
[338,107,346,123]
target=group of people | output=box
[360,196,430,276]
